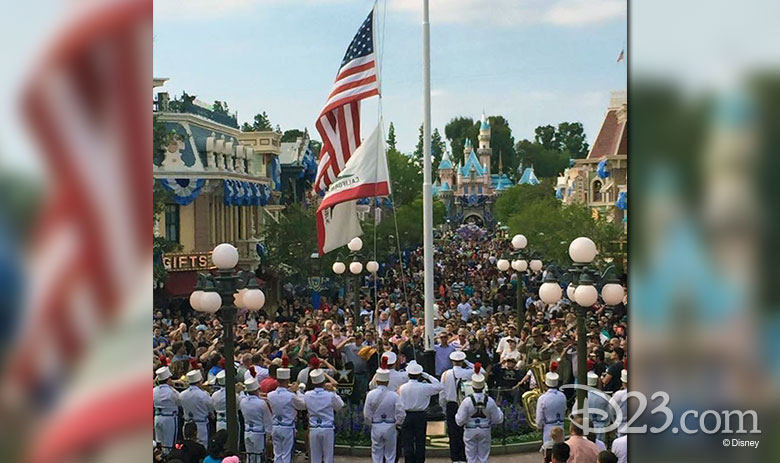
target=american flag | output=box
[314,7,380,193]
[1,0,152,459]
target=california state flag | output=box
[317,121,391,254]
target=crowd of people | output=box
[153,229,628,463]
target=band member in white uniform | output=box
[398,362,443,463]
[240,377,274,463]
[211,370,232,431]
[535,372,567,446]
[610,369,628,437]
[439,351,474,463]
[455,365,503,463]
[369,351,409,392]
[153,366,180,454]
[586,371,611,442]
[364,359,405,463]
[267,363,307,463]
[304,369,344,463]
[179,369,214,446]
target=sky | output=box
[153,0,627,155]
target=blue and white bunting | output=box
[160,178,206,206]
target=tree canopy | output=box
[241,112,273,132]
[386,122,397,151]
[444,117,478,166]
[414,125,446,168]
[387,147,422,206]
[495,185,624,271]
[281,129,305,142]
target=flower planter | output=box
[505,440,542,453]
[351,446,372,457]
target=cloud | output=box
[389,0,625,27]
[154,0,350,22]
[155,0,625,25]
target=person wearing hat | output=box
[211,370,235,432]
[455,364,503,463]
[153,366,181,454]
[303,368,344,463]
[397,362,442,463]
[609,369,628,437]
[179,369,215,446]
[439,350,474,463]
[535,372,567,446]
[240,377,273,463]
[369,351,409,392]
[267,359,307,463]
[495,325,519,357]
[363,361,405,463]
[586,371,611,442]
[524,327,552,363]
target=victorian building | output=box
[153,79,283,296]
[556,91,627,230]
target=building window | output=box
[165,203,180,243]
[592,180,603,203]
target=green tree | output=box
[556,122,590,159]
[242,112,273,132]
[309,139,322,158]
[514,139,570,179]
[371,194,445,255]
[444,117,478,166]
[282,129,305,142]
[261,203,323,278]
[387,148,422,206]
[503,199,624,270]
[413,125,446,168]
[486,116,517,175]
[493,182,556,223]
[534,125,557,151]
[387,122,397,151]
[212,100,230,115]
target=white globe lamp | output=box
[347,237,363,252]
[566,283,576,301]
[511,234,527,250]
[233,288,247,309]
[199,291,222,313]
[539,282,563,304]
[349,261,363,274]
[601,283,625,306]
[212,243,239,269]
[366,261,379,273]
[529,259,543,272]
[497,259,510,272]
[569,237,597,264]
[574,284,598,307]
[243,288,266,311]
[332,262,346,275]
[189,290,204,311]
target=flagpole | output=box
[421,0,435,373]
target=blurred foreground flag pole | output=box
[0,0,152,461]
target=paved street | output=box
[292,454,541,463]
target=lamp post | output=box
[509,234,528,331]
[189,243,266,452]
[539,236,625,410]
[347,237,364,327]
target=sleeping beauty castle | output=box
[433,112,539,227]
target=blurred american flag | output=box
[0,0,152,461]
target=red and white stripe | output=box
[314,36,379,194]
[3,0,152,459]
